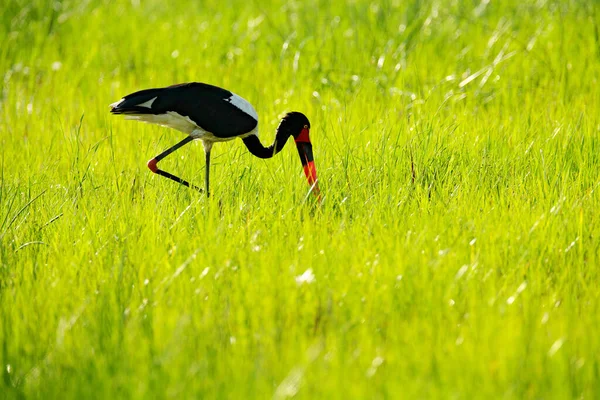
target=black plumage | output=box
[110,82,257,138]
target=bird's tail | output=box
[109,88,164,115]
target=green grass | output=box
[2,0,600,398]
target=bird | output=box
[109,82,320,199]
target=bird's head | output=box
[277,112,320,200]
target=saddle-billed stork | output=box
[110,82,320,198]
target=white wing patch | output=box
[137,96,157,108]
[109,98,124,109]
[225,93,258,121]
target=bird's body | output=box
[110,82,320,198]
[110,82,258,142]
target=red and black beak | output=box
[295,127,321,200]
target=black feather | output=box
[110,88,165,115]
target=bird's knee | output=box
[147,158,158,173]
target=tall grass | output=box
[1,0,600,398]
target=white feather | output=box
[109,98,124,108]
[125,111,198,134]
[191,126,258,143]
[225,93,258,121]
[137,96,157,108]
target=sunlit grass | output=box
[1,0,600,398]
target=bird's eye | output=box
[303,124,308,129]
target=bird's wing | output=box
[111,82,258,138]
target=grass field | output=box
[2,0,600,398]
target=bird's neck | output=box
[242,131,290,159]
